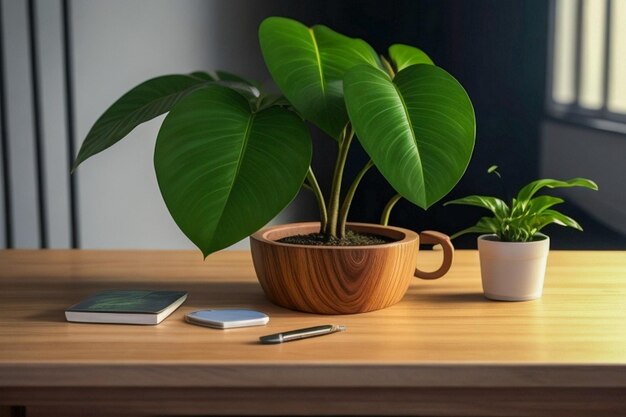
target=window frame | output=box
[546,0,626,133]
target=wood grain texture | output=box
[1,249,626,416]
[250,222,452,314]
[414,230,454,279]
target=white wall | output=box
[0,0,302,251]
[73,0,217,250]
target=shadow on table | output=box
[406,291,486,303]
[24,280,275,323]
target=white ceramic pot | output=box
[477,234,550,301]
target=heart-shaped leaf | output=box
[72,75,209,171]
[154,85,312,257]
[259,17,380,139]
[344,64,475,209]
[389,44,434,71]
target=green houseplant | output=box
[73,17,476,313]
[446,166,598,301]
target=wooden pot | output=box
[250,222,454,314]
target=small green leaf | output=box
[388,44,434,72]
[450,217,499,240]
[189,71,215,81]
[533,209,583,231]
[256,93,292,111]
[215,70,260,88]
[214,80,260,101]
[72,74,209,171]
[445,195,509,218]
[526,195,564,214]
[487,164,501,178]
[154,85,312,257]
[191,71,261,100]
[449,169,596,241]
[517,178,598,204]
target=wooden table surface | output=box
[1,249,625,416]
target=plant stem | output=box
[325,125,354,237]
[380,193,402,226]
[338,160,374,237]
[305,166,327,232]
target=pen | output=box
[259,324,346,344]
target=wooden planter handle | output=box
[415,231,454,280]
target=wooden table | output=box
[1,250,625,417]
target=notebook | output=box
[65,290,187,325]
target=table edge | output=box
[1,363,626,388]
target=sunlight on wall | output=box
[545,0,626,239]
[552,0,625,114]
[579,0,606,109]
[608,0,626,113]
[552,0,576,104]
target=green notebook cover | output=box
[67,290,188,314]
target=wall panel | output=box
[1,0,40,248]
[36,0,71,248]
[0,0,6,248]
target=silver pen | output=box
[259,324,346,344]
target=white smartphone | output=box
[185,309,269,329]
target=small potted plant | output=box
[445,166,598,301]
[72,17,476,314]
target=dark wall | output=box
[216,0,626,249]
[320,1,551,249]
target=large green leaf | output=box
[259,17,381,139]
[389,44,434,72]
[72,75,209,171]
[154,85,312,257]
[344,64,475,209]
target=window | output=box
[548,0,626,128]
